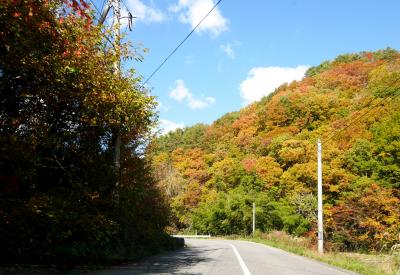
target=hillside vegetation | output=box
[150,49,400,252]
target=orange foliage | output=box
[316,61,379,90]
[254,156,283,188]
[327,184,400,250]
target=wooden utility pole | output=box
[317,138,324,253]
[99,0,121,205]
[112,0,121,205]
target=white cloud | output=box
[169,80,190,102]
[205,96,215,104]
[158,119,185,135]
[220,43,235,59]
[170,0,228,37]
[124,0,165,24]
[187,99,207,109]
[239,65,309,105]
[169,79,216,110]
[188,96,215,109]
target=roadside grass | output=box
[227,231,399,275]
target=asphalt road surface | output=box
[88,239,356,275]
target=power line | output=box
[98,0,134,32]
[120,0,135,31]
[88,0,102,16]
[87,0,118,50]
[141,0,224,87]
[100,0,107,13]
[120,0,131,13]
[322,76,400,144]
[324,93,398,144]
[89,0,111,28]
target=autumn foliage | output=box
[151,49,400,252]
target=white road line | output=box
[229,243,252,275]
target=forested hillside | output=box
[150,49,400,252]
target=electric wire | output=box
[87,0,117,50]
[119,0,134,20]
[100,0,107,13]
[322,76,400,145]
[88,0,102,16]
[119,0,135,31]
[120,0,131,13]
[141,0,224,87]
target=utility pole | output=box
[99,0,121,205]
[252,202,256,234]
[317,138,324,253]
[112,0,121,205]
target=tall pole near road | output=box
[99,0,121,205]
[112,0,120,73]
[317,138,324,253]
[252,202,255,234]
[112,0,121,205]
[112,0,121,188]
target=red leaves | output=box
[80,0,90,10]
[65,0,92,22]
[68,0,79,10]
[37,20,50,30]
[365,52,374,61]
[242,158,256,172]
[327,184,400,250]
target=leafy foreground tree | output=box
[0,0,174,264]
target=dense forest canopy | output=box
[150,48,400,252]
[0,0,174,263]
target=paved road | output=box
[88,239,356,275]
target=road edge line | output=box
[229,244,251,275]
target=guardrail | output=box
[172,234,211,238]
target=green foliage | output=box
[155,123,208,152]
[192,189,267,235]
[345,139,377,177]
[371,110,400,189]
[192,189,311,236]
[269,200,311,236]
[305,60,332,77]
[214,111,240,127]
[372,47,399,61]
[333,53,363,64]
[208,158,245,191]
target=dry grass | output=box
[339,252,398,275]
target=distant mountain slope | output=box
[150,48,400,251]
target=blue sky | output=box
[93,0,400,134]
